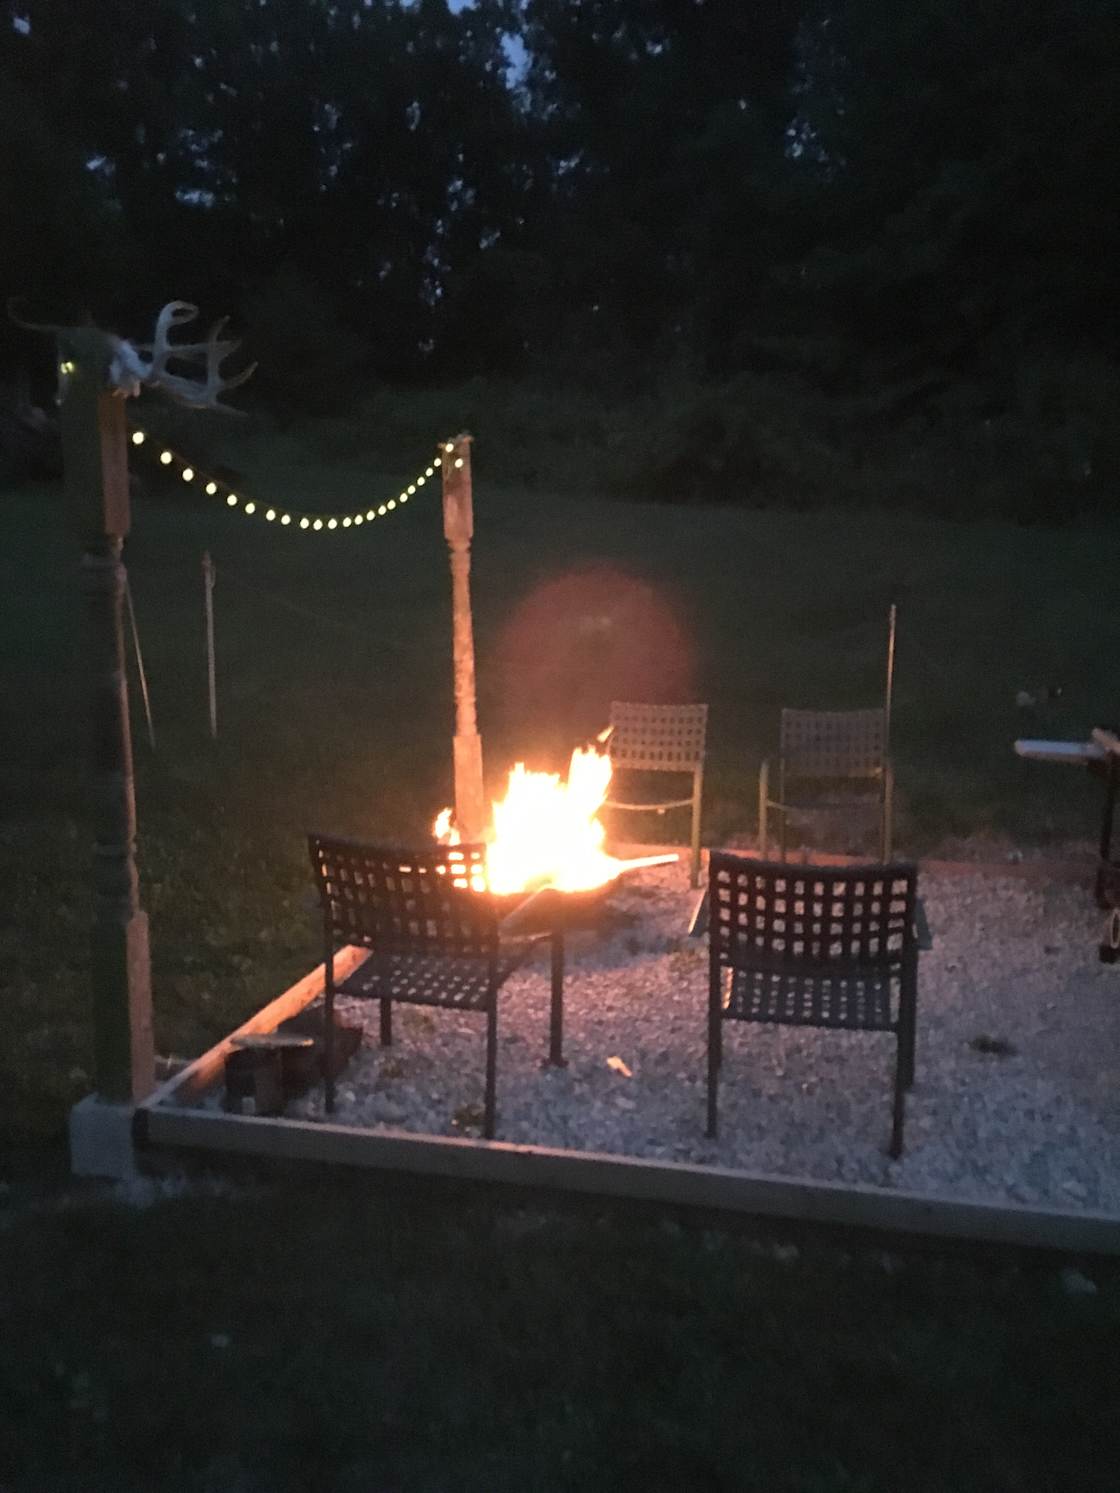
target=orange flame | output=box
[433,741,626,895]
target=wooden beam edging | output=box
[136,1106,1120,1256]
[141,945,368,1109]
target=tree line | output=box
[2,0,1117,514]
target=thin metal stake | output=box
[124,577,155,750]
[884,602,897,754]
[203,550,217,739]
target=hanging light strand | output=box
[128,425,445,532]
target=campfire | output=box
[433,734,676,899]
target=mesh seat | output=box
[706,853,919,1157]
[604,701,708,886]
[308,835,540,1138]
[759,708,893,860]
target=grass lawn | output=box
[1,1174,1118,1493]
[2,418,1119,1490]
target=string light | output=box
[129,425,451,534]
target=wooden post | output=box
[59,340,155,1102]
[441,433,486,843]
[884,602,897,749]
[203,550,217,739]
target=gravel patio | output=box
[271,857,1120,1217]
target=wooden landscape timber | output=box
[134,901,1120,1258]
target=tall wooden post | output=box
[59,337,154,1102]
[441,432,486,843]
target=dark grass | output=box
[3,426,1120,1489]
[1,1175,1118,1493]
[3,423,1120,1143]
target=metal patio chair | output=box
[705,853,920,1158]
[604,701,708,887]
[759,708,894,861]
[308,835,544,1139]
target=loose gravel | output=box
[266,860,1120,1215]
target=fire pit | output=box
[433,734,679,1061]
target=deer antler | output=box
[140,301,256,413]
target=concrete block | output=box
[69,1093,139,1180]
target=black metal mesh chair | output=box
[706,852,919,1157]
[308,835,540,1138]
[604,701,708,886]
[759,708,894,860]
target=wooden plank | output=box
[140,1107,1120,1256]
[1015,738,1106,764]
[141,945,369,1108]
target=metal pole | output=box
[124,577,155,750]
[884,602,897,752]
[441,432,486,843]
[203,550,217,739]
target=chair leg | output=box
[758,760,768,858]
[690,774,703,888]
[484,1003,498,1140]
[889,1037,905,1158]
[706,999,721,1139]
[901,999,916,1090]
[323,942,336,1116]
[379,998,392,1047]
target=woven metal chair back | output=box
[780,708,886,780]
[608,701,708,773]
[710,853,917,980]
[309,835,497,960]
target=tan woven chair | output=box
[759,708,893,861]
[604,701,708,886]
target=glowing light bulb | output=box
[265,508,276,521]
[400,493,409,503]
[160,450,173,465]
[342,517,352,527]
[416,476,425,486]
[354,514,363,525]
[366,509,375,520]
[425,466,434,477]
[182,467,194,482]
[131,431,145,446]
[280,514,291,525]
[387,499,396,510]
[378,505,387,516]
[313,519,323,531]
[445,442,455,453]
[226,494,238,507]
[454,457,464,468]
[244,501,256,515]
[327,518,338,529]
[300,517,310,529]
[434,457,442,467]
[205,481,217,496]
